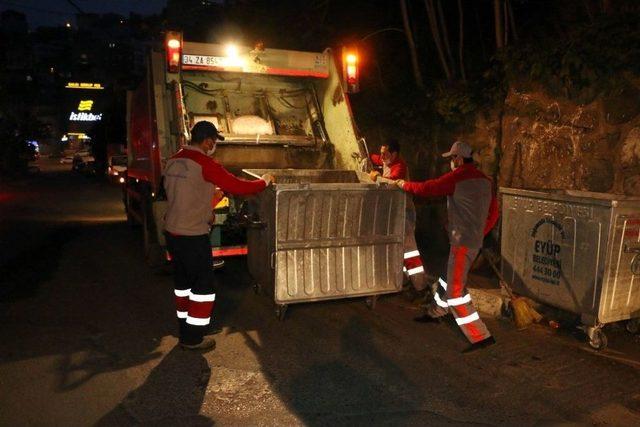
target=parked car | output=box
[59,155,74,164]
[107,155,128,183]
[72,152,96,174]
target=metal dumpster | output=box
[244,169,406,319]
[500,187,640,348]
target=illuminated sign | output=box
[69,99,101,121]
[78,100,94,111]
[69,112,102,121]
[65,82,104,90]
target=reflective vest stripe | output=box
[186,316,210,326]
[438,277,448,290]
[434,292,449,308]
[175,289,191,297]
[190,293,216,302]
[177,310,188,319]
[407,266,424,276]
[456,312,480,325]
[404,250,420,259]
[448,294,472,306]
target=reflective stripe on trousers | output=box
[174,289,216,326]
[426,245,491,344]
[403,199,427,291]
[166,233,217,345]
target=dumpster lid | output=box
[243,168,360,184]
[499,187,640,207]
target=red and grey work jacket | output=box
[370,154,408,180]
[163,145,266,236]
[402,163,499,249]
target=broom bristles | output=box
[528,304,543,323]
[513,297,532,330]
[512,297,542,330]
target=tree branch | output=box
[457,0,466,81]
[494,0,504,50]
[436,0,456,77]
[507,0,519,42]
[425,0,452,80]
[400,0,425,88]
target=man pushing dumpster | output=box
[369,140,430,299]
[396,141,499,353]
[163,121,274,350]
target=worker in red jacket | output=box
[370,140,429,298]
[163,121,273,350]
[369,139,407,182]
[396,141,499,353]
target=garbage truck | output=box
[125,33,405,316]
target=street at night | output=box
[1,159,640,425]
[3,1,640,426]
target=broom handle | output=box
[481,249,516,299]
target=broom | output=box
[481,249,543,330]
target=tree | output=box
[425,0,453,80]
[400,0,425,88]
[494,0,504,49]
[457,0,466,81]
[437,0,456,77]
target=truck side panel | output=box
[150,51,176,172]
[128,67,154,186]
[316,49,361,171]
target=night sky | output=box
[0,0,168,28]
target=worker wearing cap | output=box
[396,141,499,352]
[370,140,429,298]
[164,121,274,350]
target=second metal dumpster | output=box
[244,169,406,319]
[500,187,640,348]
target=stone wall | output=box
[462,78,640,195]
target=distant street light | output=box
[65,22,71,28]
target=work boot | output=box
[205,324,223,336]
[462,336,496,354]
[180,336,216,351]
[413,314,441,324]
[403,287,428,303]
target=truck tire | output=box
[124,184,137,227]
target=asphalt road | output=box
[2,159,640,426]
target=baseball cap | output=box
[191,120,225,142]
[442,141,472,158]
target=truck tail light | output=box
[166,31,183,73]
[342,47,359,93]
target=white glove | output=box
[261,173,275,186]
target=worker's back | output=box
[164,146,215,236]
[446,164,492,249]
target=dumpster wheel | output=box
[365,295,378,310]
[626,319,640,334]
[275,304,288,321]
[253,282,263,295]
[587,327,608,350]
